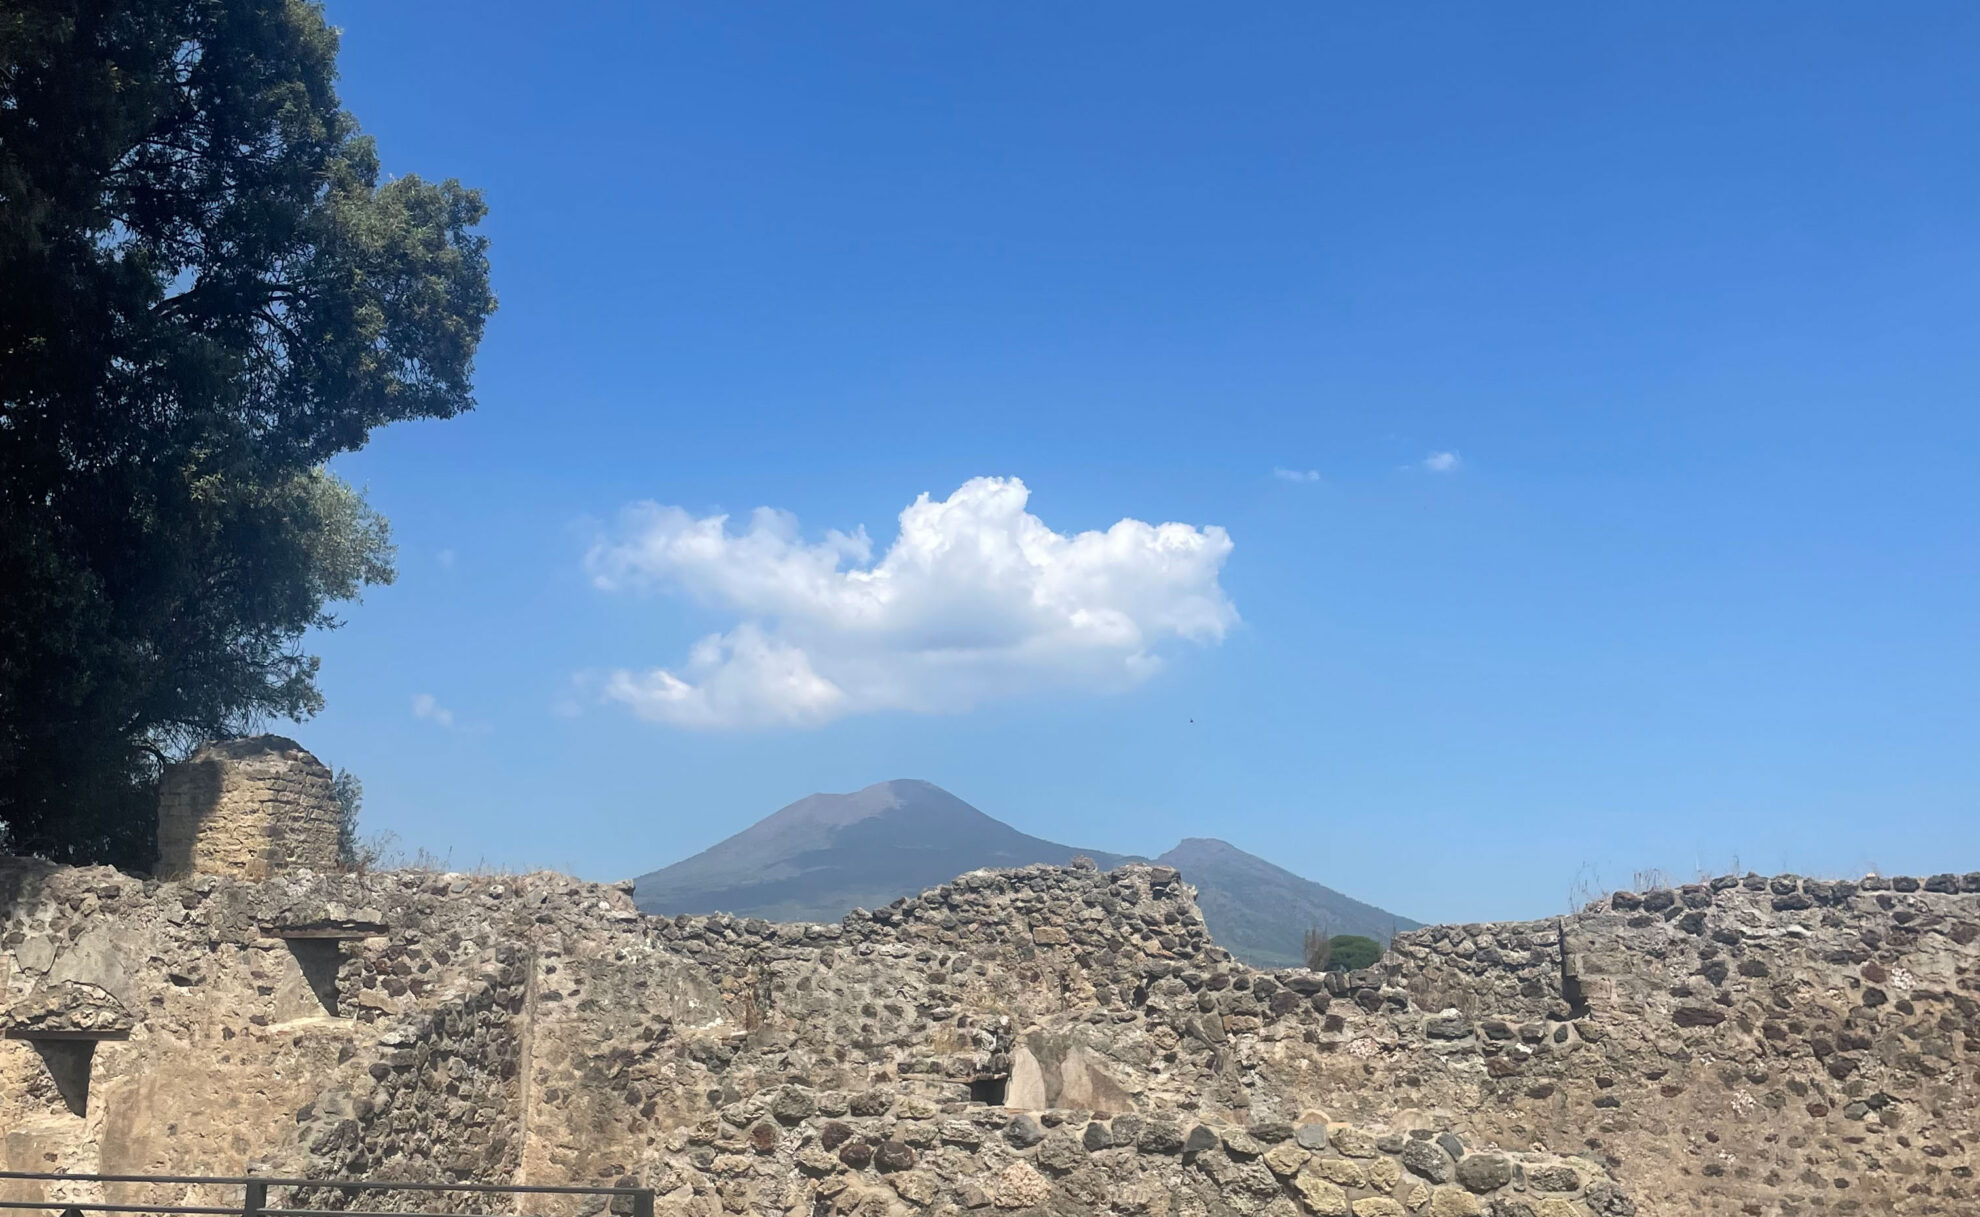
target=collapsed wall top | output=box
[154,735,340,880]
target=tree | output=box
[1302,925,1332,971]
[0,1,495,867]
[1325,934,1383,971]
[331,766,362,867]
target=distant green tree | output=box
[1325,934,1383,971]
[0,0,495,867]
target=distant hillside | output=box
[631,783,1419,968]
[1156,837,1421,968]
[632,779,1136,923]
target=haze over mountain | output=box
[632,781,1416,965]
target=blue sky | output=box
[307,2,1980,924]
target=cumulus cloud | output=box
[1273,467,1320,483]
[411,693,455,728]
[1422,451,1462,473]
[585,476,1237,729]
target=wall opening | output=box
[286,938,345,1016]
[968,1075,1008,1105]
[9,1030,126,1117]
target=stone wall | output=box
[154,736,341,881]
[6,849,1980,1216]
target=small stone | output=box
[1004,1114,1046,1148]
[1035,1131,1087,1173]
[1351,1200,1406,1217]
[1291,1170,1350,1216]
[1526,1164,1581,1192]
[990,1161,1052,1209]
[764,1092,811,1131]
[1428,1187,1482,1217]
[1263,1142,1310,1177]
[1137,1118,1186,1155]
[1400,1138,1453,1183]
[1081,1121,1112,1151]
[818,1121,855,1150]
[1456,1154,1513,1194]
[1366,1155,1403,1192]
[1424,1011,1472,1040]
[1308,1157,1367,1188]
[1295,1123,1330,1150]
[873,1140,916,1173]
[890,1171,938,1206]
[1221,1128,1265,1157]
[1332,1126,1378,1158]
[838,1141,874,1170]
[796,1147,841,1176]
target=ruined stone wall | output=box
[154,737,341,881]
[7,850,1980,1216]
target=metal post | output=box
[242,1181,266,1217]
[631,1191,653,1217]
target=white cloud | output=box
[586,476,1237,729]
[1422,451,1462,473]
[411,693,455,728]
[1273,467,1321,483]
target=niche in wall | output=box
[7,1028,129,1117]
[260,923,387,1018]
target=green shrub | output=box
[1323,934,1383,971]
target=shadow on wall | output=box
[29,1039,93,1116]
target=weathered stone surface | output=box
[1455,1154,1513,1194]
[1004,1113,1046,1148]
[1290,1170,1350,1216]
[19,813,1979,1217]
[990,1161,1051,1209]
[1400,1137,1452,1183]
[155,736,340,880]
[1262,1142,1309,1177]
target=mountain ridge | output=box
[630,780,1416,965]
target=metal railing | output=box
[0,1175,653,1217]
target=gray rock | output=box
[1294,1123,1329,1150]
[1137,1118,1186,1155]
[1400,1138,1452,1183]
[1005,1114,1046,1148]
[1035,1131,1088,1173]
[1457,1153,1514,1193]
[771,1086,817,1123]
[1424,1011,1472,1040]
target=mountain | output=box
[632,779,1138,923]
[633,782,1420,968]
[1156,837,1421,968]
